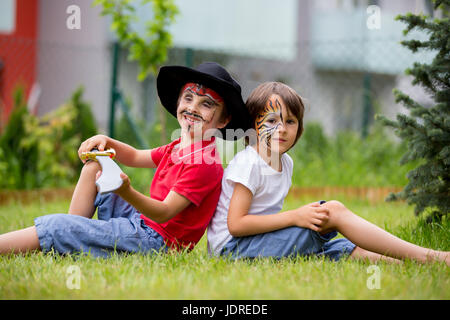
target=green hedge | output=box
[0,88,414,191]
[118,118,414,192]
[288,122,417,187]
[0,87,97,190]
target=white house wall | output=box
[37,0,112,131]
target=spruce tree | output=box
[377,0,449,220]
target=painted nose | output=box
[277,121,287,133]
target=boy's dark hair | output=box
[245,82,305,147]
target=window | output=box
[0,0,16,34]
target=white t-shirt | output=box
[207,145,294,256]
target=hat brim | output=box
[156,65,252,140]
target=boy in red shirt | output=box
[0,62,251,257]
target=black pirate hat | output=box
[156,62,252,140]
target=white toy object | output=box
[80,148,123,194]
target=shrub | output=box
[0,87,39,189]
[0,86,97,189]
[288,122,417,187]
[377,0,450,218]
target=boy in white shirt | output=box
[208,81,450,265]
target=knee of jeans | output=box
[94,191,116,208]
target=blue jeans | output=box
[220,201,356,261]
[34,193,165,258]
[221,227,356,261]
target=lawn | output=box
[0,193,449,300]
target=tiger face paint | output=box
[254,95,299,155]
[255,97,283,149]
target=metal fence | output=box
[164,39,433,139]
[0,34,434,143]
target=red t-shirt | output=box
[140,137,223,250]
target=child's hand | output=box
[78,135,110,163]
[292,202,330,232]
[113,172,131,196]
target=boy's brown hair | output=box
[245,82,305,147]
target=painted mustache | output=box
[181,110,205,122]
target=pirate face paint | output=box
[181,83,224,104]
[176,83,227,140]
[255,95,299,154]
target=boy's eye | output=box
[266,118,279,125]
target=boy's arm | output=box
[114,173,190,223]
[78,134,157,168]
[227,183,329,237]
[112,141,156,168]
[227,183,295,237]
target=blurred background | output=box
[0,0,437,192]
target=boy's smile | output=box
[181,110,204,125]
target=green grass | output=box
[0,195,449,300]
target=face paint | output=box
[182,83,223,104]
[178,83,224,138]
[180,83,221,128]
[255,97,283,149]
[182,110,204,132]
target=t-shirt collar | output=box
[172,136,217,163]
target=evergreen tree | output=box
[377,0,449,220]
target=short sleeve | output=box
[284,154,294,188]
[172,164,223,206]
[224,155,260,195]
[285,154,294,176]
[150,144,170,167]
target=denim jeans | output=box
[35,193,165,258]
[220,201,356,261]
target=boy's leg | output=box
[320,200,449,265]
[221,226,332,260]
[349,246,402,264]
[68,161,101,218]
[1,161,100,254]
[0,226,40,254]
[33,213,164,258]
